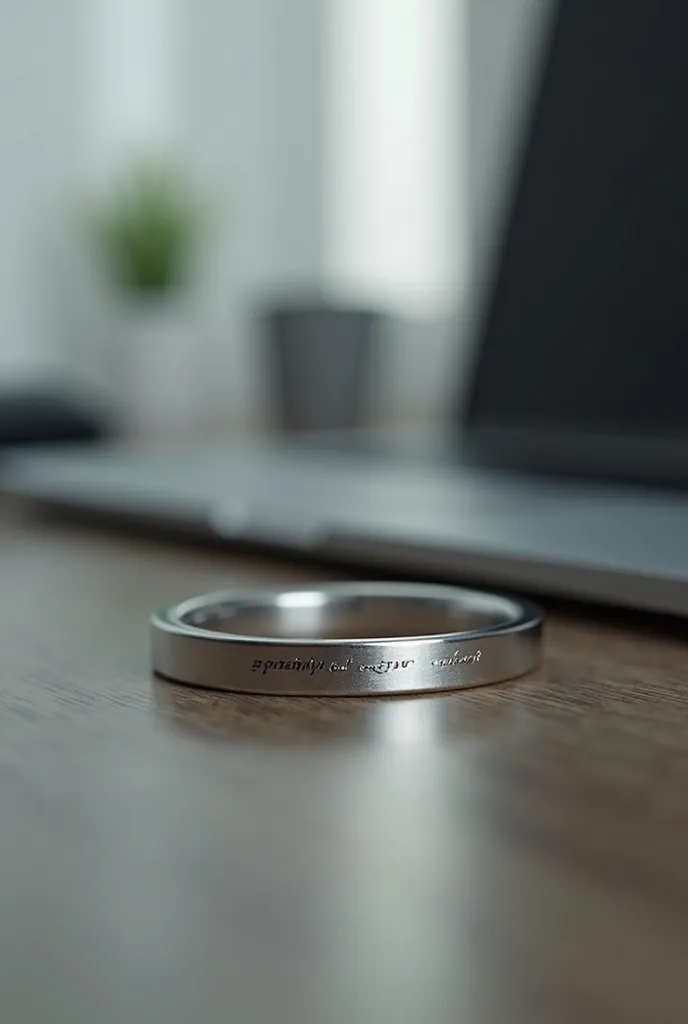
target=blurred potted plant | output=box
[89,158,206,434]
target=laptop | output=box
[4,0,688,617]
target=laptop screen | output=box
[466,0,688,479]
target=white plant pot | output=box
[117,298,204,437]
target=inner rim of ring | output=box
[179,591,516,641]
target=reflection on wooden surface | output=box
[151,674,521,745]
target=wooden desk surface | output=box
[1,511,688,1024]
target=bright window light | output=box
[323,0,468,315]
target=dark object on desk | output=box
[263,303,381,432]
[0,387,108,446]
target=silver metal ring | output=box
[152,582,543,696]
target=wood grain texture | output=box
[1,511,688,1023]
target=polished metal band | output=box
[152,581,542,696]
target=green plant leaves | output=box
[89,159,203,295]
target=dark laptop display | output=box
[465,1,688,482]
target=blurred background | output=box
[0,0,546,443]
